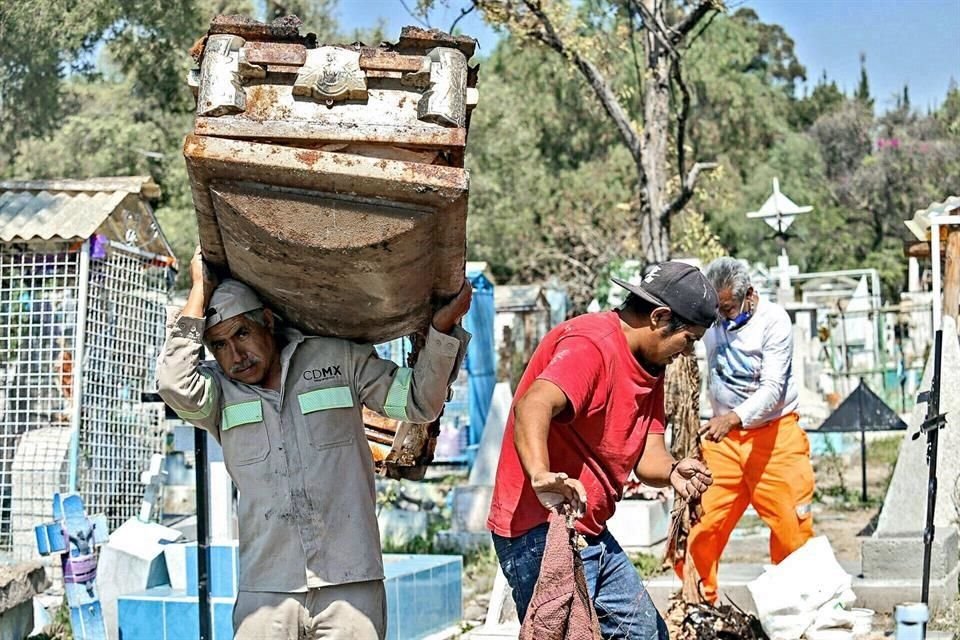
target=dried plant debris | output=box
[666,597,769,640]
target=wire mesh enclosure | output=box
[78,243,169,530]
[0,245,80,556]
[0,240,171,559]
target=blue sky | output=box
[336,0,960,112]
[748,0,960,112]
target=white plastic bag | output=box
[746,536,854,640]
[809,598,857,632]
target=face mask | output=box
[725,295,753,331]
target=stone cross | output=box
[35,493,110,640]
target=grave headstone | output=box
[861,315,960,607]
[874,315,960,534]
[468,382,513,487]
[11,428,72,562]
[438,382,513,553]
[35,493,110,640]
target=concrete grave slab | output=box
[377,507,428,547]
[450,485,495,533]
[606,499,671,549]
[98,518,183,640]
[644,560,960,617]
[10,427,72,563]
[861,528,958,580]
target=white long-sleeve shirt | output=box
[705,299,798,428]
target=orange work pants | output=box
[675,413,815,603]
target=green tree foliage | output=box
[704,91,960,299]
[809,101,874,179]
[936,80,960,137]
[683,7,803,178]
[0,0,210,161]
[1,0,339,286]
[465,5,960,304]
[854,52,873,109]
[4,0,959,307]
[789,71,844,130]
[731,8,806,91]
[466,40,638,308]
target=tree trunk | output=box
[944,228,960,325]
[475,0,720,267]
[639,0,674,263]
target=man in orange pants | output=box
[676,257,815,603]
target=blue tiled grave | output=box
[118,544,462,640]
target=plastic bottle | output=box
[894,602,928,640]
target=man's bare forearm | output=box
[183,246,218,321]
[182,282,207,320]
[634,435,676,487]
[513,397,554,480]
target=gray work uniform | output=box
[232,582,386,639]
[156,315,468,614]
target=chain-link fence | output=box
[0,241,170,559]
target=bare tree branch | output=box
[398,0,431,28]
[661,161,718,221]
[684,5,720,52]
[449,4,476,33]
[560,253,594,275]
[669,0,724,45]
[624,3,645,98]
[630,0,680,59]
[520,0,645,167]
[671,57,691,184]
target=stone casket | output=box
[184,15,478,344]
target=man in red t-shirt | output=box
[487,261,718,639]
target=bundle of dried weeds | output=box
[662,353,707,603]
[666,595,769,640]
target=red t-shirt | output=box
[486,311,666,537]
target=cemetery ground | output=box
[803,434,960,634]
[25,437,960,639]
[412,435,960,636]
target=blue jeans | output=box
[492,524,668,639]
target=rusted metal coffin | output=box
[184,16,478,344]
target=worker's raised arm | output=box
[156,247,223,437]
[353,283,472,424]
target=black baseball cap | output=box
[612,261,719,328]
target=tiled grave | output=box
[118,544,461,640]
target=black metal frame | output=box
[195,428,212,640]
[912,329,947,605]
